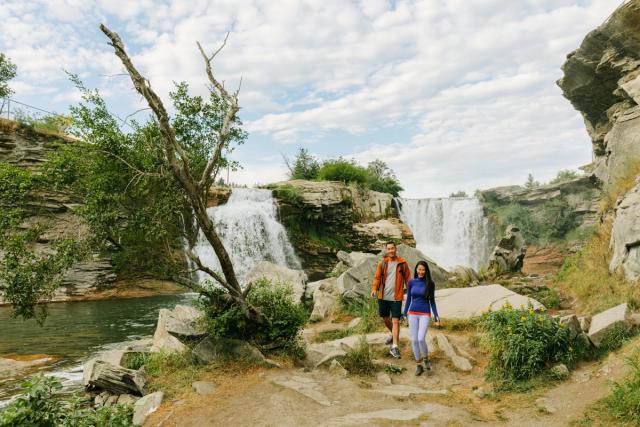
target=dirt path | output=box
[143,326,640,427]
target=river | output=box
[0,293,196,403]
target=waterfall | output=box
[396,197,493,270]
[190,188,301,283]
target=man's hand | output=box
[370,289,376,298]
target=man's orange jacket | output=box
[372,256,411,301]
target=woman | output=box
[403,260,441,376]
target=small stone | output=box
[578,316,591,332]
[94,391,110,407]
[116,394,138,405]
[473,387,487,398]
[630,313,640,327]
[550,363,570,380]
[328,360,347,377]
[535,397,557,414]
[133,391,164,425]
[192,381,217,395]
[559,315,581,339]
[376,372,393,385]
[348,317,362,329]
[104,395,118,407]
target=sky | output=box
[0,0,623,197]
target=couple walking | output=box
[370,241,441,376]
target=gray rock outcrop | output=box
[488,225,527,274]
[152,305,204,353]
[558,0,640,188]
[192,336,269,366]
[609,178,640,280]
[85,360,146,396]
[244,261,307,303]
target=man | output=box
[371,241,410,358]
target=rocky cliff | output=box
[0,120,117,301]
[558,0,640,187]
[558,0,640,281]
[266,180,415,280]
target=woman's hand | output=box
[434,320,441,328]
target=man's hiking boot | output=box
[423,358,431,371]
[389,346,401,359]
[385,336,393,345]
[415,364,424,376]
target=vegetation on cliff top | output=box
[283,147,404,196]
[0,52,16,98]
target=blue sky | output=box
[0,0,622,197]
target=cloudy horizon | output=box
[0,0,622,197]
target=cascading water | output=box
[396,197,493,270]
[190,188,300,283]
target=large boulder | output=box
[85,360,146,395]
[191,336,269,366]
[587,303,631,347]
[132,391,163,425]
[336,250,376,268]
[309,277,339,322]
[83,349,126,386]
[151,305,205,353]
[353,218,416,251]
[336,245,447,300]
[244,261,307,303]
[609,178,640,281]
[435,284,544,320]
[488,225,527,274]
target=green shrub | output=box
[200,278,308,358]
[479,304,576,388]
[287,147,320,180]
[340,336,377,376]
[317,159,369,185]
[0,374,134,427]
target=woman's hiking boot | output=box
[415,364,424,376]
[423,358,431,371]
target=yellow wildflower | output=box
[569,346,574,352]
[520,316,526,321]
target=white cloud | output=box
[0,0,623,197]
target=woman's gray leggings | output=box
[408,314,431,361]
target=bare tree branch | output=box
[100,24,248,310]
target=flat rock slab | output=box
[192,381,217,395]
[435,333,472,372]
[339,409,425,422]
[435,284,544,319]
[588,303,631,347]
[372,384,448,397]
[272,375,331,406]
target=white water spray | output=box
[190,188,300,282]
[396,197,493,270]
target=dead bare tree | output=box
[99,24,259,318]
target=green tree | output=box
[366,160,403,196]
[0,53,17,98]
[550,169,579,184]
[524,173,540,189]
[449,190,468,197]
[286,147,320,180]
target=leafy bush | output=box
[274,183,303,205]
[317,159,370,185]
[449,190,468,197]
[200,278,308,358]
[0,374,134,427]
[0,52,17,98]
[340,336,377,376]
[550,169,579,184]
[479,304,577,388]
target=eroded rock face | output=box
[269,180,415,280]
[558,0,640,187]
[0,122,118,302]
[609,178,640,280]
[488,225,527,274]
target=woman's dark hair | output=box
[414,260,435,300]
